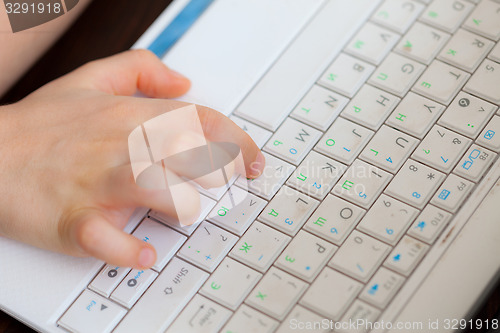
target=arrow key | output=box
[58,290,126,333]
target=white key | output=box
[360,125,419,173]
[386,160,445,209]
[275,230,337,282]
[464,59,500,105]
[431,174,475,213]
[463,0,500,41]
[178,221,238,272]
[489,43,500,63]
[329,230,391,282]
[230,115,272,149]
[412,125,472,173]
[419,0,474,33]
[368,52,425,97]
[359,267,405,309]
[407,205,453,244]
[229,221,290,272]
[357,194,419,246]
[113,258,208,333]
[332,159,392,209]
[58,290,126,333]
[437,29,494,72]
[438,92,498,139]
[300,267,362,321]
[236,152,295,200]
[318,53,375,98]
[412,60,470,105]
[110,269,157,308]
[277,305,328,333]
[342,85,400,130]
[290,85,349,131]
[222,304,279,333]
[258,186,318,236]
[246,267,307,320]
[132,218,186,271]
[344,22,400,65]
[264,118,322,165]
[199,257,261,310]
[167,294,232,333]
[207,185,266,236]
[384,236,429,276]
[193,175,236,201]
[454,144,497,182]
[149,194,216,236]
[235,0,381,131]
[477,116,500,152]
[89,265,130,298]
[287,151,347,200]
[304,194,366,246]
[394,22,451,65]
[386,92,445,139]
[315,117,374,165]
[371,0,425,34]
[337,300,381,333]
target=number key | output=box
[385,160,445,209]
[412,125,472,173]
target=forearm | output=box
[0,0,93,97]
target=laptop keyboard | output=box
[58,0,500,332]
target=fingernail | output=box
[139,247,155,268]
[250,151,265,178]
[169,68,189,80]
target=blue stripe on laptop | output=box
[148,0,214,58]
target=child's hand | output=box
[0,50,265,269]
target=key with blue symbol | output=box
[412,125,471,173]
[431,174,474,213]
[329,230,390,283]
[357,194,419,245]
[178,221,238,272]
[454,144,496,182]
[264,117,322,165]
[275,230,337,282]
[229,221,290,272]
[332,159,392,209]
[304,194,365,246]
[408,205,452,244]
[384,236,429,276]
[360,267,405,309]
[477,116,500,153]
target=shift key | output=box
[114,257,208,333]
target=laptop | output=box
[1,0,500,332]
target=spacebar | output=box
[113,257,208,333]
[234,0,382,131]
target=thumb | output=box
[71,211,157,269]
[71,49,191,98]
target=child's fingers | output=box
[197,105,265,178]
[73,49,190,98]
[71,212,157,269]
[109,164,202,227]
[126,99,266,179]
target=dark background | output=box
[0,0,499,332]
